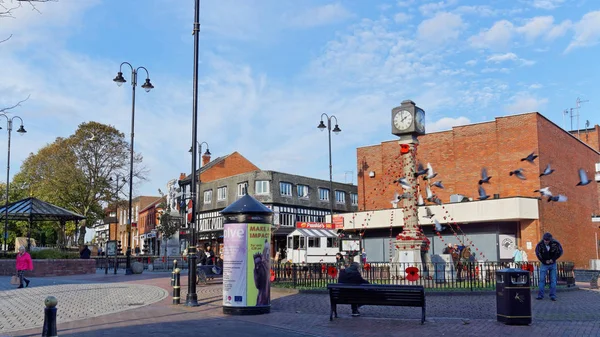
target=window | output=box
[280,182,292,196]
[217,187,227,201]
[203,190,212,204]
[335,190,345,203]
[327,237,338,248]
[318,188,330,201]
[351,193,358,205]
[255,180,270,195]
[308,237,321,248]
[297,185,309,198]
[237,182,248,197]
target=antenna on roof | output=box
[344,171,354,184]
[570,97,589,137]
[562,109,569,130]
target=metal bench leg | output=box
[330,303,337,321]
[421,306,425,325]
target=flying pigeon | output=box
[415,163,429,177]
[521,152,538,164]
[425,184,433,201]
[534,187,552,197]
[425,163,438,180]
[478,185,490,200]
[539,164,555,177]
[431,181,444,189]
[434,218,446,232]
[547,194,567,202]
[423,206,435,219]
[390,192,400,208]
[417,193,425,206]
[479,168,492,185]
[509,168,526,180]
[576,168,591,186]
[431,196,443,205]
[394,177,411,190]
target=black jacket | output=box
[80,248,91,259]
[535,239,563,265]
[338,263,369,285]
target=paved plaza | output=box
[1,271,599,336]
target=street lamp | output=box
[113,62,154,275]
[0,114,26,253]
[317,114,341,226]
[186,0,201,307]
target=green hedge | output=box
[0,249,79,260]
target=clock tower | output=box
[390,100,429,267]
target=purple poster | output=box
[223,223,247,307]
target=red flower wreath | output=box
[406,266,419,282]
[270,269,276,282]
[363,263,371,271]
[327,266,338,278]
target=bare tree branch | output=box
[0,94,30,113]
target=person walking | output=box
[80,245,91,259]
[338,258,369,317]
[16,246,33,288]
[535,232,563,301]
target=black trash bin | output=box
[496,268,531,325]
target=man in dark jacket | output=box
[80,245,91,259]
[535,232,563,301]
[338,260,369,317]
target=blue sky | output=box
[0,0,599,197]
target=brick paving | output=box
[1,271,599,337]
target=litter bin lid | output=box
[496,268,529,274]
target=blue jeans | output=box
[538,263,557,298]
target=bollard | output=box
[172,268,181,305]
[171,260,178,286]
[42,296,58,337]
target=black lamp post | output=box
[317,114,341,225]
[113,62,154,275]
[0,114,26,253]
[188,141,211,165]
[186,0,201,307]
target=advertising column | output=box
[221,194,273,315]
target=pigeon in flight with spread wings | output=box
[434,218,446,232]
[417,193,425,206]
[415,163,429,178]
[534,187,552,197]
[394,177,411,190]
[576,168,591,186]
[509,168,526,180]
[539,164,555,177]
[547,195,567,202]
[431,181,444,189]
[521,152,538,164]
[479,168,491,185]
[478,185,490,200]
[423,206,435,219]
[425,163,437,180]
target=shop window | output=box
[308,237,321,248]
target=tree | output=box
[13,121,147,246]
[156,203,180,260]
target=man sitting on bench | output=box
[338,257,370,317]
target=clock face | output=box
[415,109,425,132]
[394,110,413,131]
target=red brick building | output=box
[138,196,165,255]
[352,112,599,268]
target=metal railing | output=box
[270,261,575,290]
[92,255,189,271]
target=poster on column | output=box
[223,223,247,307]
[247,223,271,307]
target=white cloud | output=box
[565,11,600,52]
[486,52,535,66]
[454,5,498,17]
[505,93,548,113]
[393,12,411,23]
[418,0,458,16]
[530,0,566,10]
[286,3,353,29]
[546,19,572,40]
[428,116,471,132]
[469,20,514,50]
[465,60,477,66]
[529,83,543,89]
[516,16,554,40]
[417,12,464,44]
[397,0,416,7]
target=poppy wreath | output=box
[327,266,338,279]
[321,264,327,273]
[405,266,419,282]
[363,263,371,271]
[270,269,276,282]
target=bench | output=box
[327,284,426,324]
[196,265,223,285]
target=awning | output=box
[288,228,338,238]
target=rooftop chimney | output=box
[179,172,186,181]
[202,153,211,167]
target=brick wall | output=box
[200,152,260,183]
[356,112,599,268]
[0,259,96,277]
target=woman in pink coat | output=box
[16,246,33,288]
